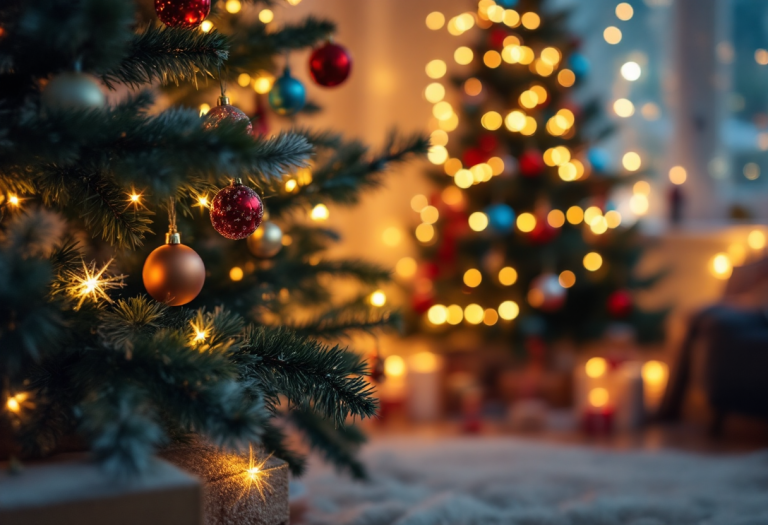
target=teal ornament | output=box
[497,0,519,6]
[588,148,610,173]
[568,53,590,79]
[485,203,515,233]
[269,67,306,116]
[41,72,106,111]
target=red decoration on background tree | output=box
[203,96,252,134]
[309,41,352,87]
[155,0,210,28]
[529,217,559,244]
[607,290,633,318]
[251,95,269,136]
[367,351,385,383]
[478,133,498,152]
[463,147,485,168]
[210,179,264,240]
[489,28,508,49]
[519,149,545,177]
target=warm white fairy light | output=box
[65,259,125,310]
[242,446,274,501]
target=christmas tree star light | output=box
[241,447,275,501]
[65,259,126,310]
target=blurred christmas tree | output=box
[0,0,426,479]
[410,0,666,350]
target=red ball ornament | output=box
[520,150,545,177]
[210,179,264,240]
[203,96,252,134]
[463,147,485,168]
[479,133,498,153]
[412,292,434,314]
[309,41,352,87]
[489,28,508,49]
[155,0,210,28]
[368,352,386,383]
[607,290,633,318]
[530,217,559,244]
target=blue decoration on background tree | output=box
[269,67,306,115]
[588,148,610,173]
[485,203,515,233]
[568,53,590,79]
[496,0,519,6]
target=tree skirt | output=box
[301,436,768,525]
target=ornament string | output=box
[217,63,226,98]
[168,196,177,234]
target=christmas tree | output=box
[412,0,666,349]
[0,0,426,479]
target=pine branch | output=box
[236,325,377,426]
[289,408,368,479]
[241,17,336,54]
[264,130,429,217]
[292,303,400,341]
[101,26,230,88]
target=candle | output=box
[582,387,614,435]
[641,360,669,413]
[407,352,442,422]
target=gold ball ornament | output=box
[247,221,283,258]
[41,72,106,111]
[143,233,205,306]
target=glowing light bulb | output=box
[710,253,732,279]
[589,387,609,408]
[311,203,329,221]
[200,20,214,32]
[585,357,607,378]
[621,61,642,81]
[230,267,244,281]
[370,290,387,307]
[225,0,241,13]
[130,193,140,203]
[259,9,274,23]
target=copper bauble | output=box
[143,234,205,306]
[210,180,264,240]
[247,221,283,258]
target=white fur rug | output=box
[300,436,768,525]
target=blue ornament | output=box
[485,203,515,232]
[496,0,519,6]
[568,53,590,79]
[269,67,306,116]
[588,148,610,173]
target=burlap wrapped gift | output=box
[161,441,289,525]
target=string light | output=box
[616,2,634,20]
[710,253,732,279]
[410,194,428,212]
[614,98,635,118]
[604,26,622,44]
[64,259,126,310]
[252,72,275,94]
[8,194,20,206]
[384,355,406,377]
[503,10,521,27]
[623,152,642,171]
[558,69,576,87]
[669,166,687,185]
[464,78,482,96]
[559,270,576,288]
[428,305,448,325]
[498,300,519,320]
[521,12,541,30]
[483,308,499,326]
[468,212,489,231]
[200,20,214,32]
[499,266,517,286]
[230,267,244,281]
[464,304,484,325]
[193,193,210,210]
[258,9,274,23]
[425,11,445,30]
[243,446,274,501]
[415,223,435,243]
[748,230,766,250]
[425,82,445,103]
[311,203,329,221]
[382,227,402,247]
[446,305,464,325]
[517,213,536,232]
[621,61,642,81]
[428,145,448,164]
[583,252,603,272]
[370,290,387,307]
[567,206,584,224]
[585,357,607,378]
[463,268,482,288]
[396,257,417,278]
[589,387,609,408]
[225,0,241,13]
[5,392,30,414]
[421,206,439,224]
[454,47,474,65]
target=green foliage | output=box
[0,0,425,478]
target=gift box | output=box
[0,455,202,525]
[161,441,289,525]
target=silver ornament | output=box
[247,221,283,258]
[41,72,106,112]
[529,273,566,312]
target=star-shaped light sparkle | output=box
[65,259,126,310]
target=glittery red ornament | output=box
[309,41,352,87]
[210,180,264,240]
[607,290,633,318]
[155,0,210,28]
[203,96,252,134]
[519,150,545,177]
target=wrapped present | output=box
[0,455,201,525]
[161,441,289,525]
